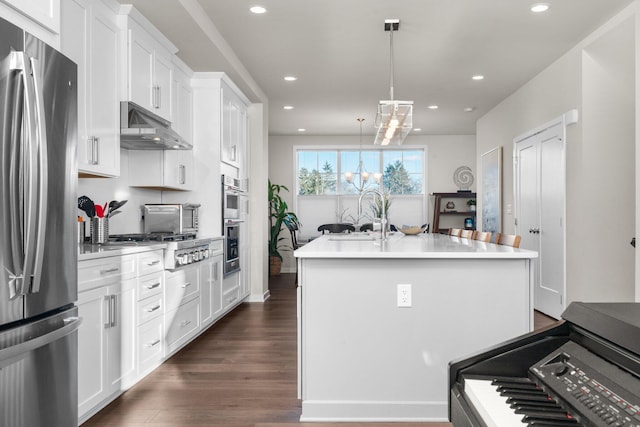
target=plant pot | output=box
[269,255,282,276]
[469,205,476,212]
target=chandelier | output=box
[344,118,382,192]
[373,19,413,146]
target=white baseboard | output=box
[246,289,270,302]
[300,400,448,422]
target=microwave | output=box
[143,204,200,234]
[222,175,245,219]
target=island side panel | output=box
[298,257,532,422]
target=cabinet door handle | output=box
[180,320,192,327]
[231,145,237,162]
[100,267,119,274]
[93,137,99,165]
[104,295,111,328]
[213,263,218,281]
[157,86,161,109]
[145,282,161,290]
[181,282,191,288]
[110,295,117,327]
[146,339,161,348]
[179,165,186,185]
[146,260,161,266]
[146,304,161,313]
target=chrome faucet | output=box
[358,189,387,241]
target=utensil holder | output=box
[90,218,109,244]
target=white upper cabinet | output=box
[61,0,120,177]
[172,58,193,145]
[220,79,249,171]
[0,0,60,36]
[122,5,175,122]
[128,149,193,191]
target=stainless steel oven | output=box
[223,221,241,275]
[222,175,243,219]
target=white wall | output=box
[269,134,476,273]
[476,5,636,304]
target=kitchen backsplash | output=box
[78,149,177,235]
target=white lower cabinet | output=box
[200,254,223,327]
[77,272,136,422]
[164,265,200,357]
[135,251,164,379]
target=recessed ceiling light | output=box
[250,5,266,14]
[530,3,549,13]
[464,107,475,112]
[298,128,306,132]
[428,105,439,110]
[413,128,422,132]
[284,76,297,82]
[283,105,294,110]
[472,75,484,81]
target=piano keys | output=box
[449,302,640,427]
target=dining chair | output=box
[318,223,355,234]
[449,228,462,237]
[495,233,522,248]
[360,223,374,232]
[473,230,492,243]
[460,229,474,239]
[285,221,305,284]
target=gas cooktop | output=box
[109,232,197,242]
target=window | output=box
[295,147,428,238]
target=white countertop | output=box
[78,242,168,261]
[294,232,538,259]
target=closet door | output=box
[515,121,565,319]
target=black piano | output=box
[449,302,640,427]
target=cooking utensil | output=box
[107,200,127,217]
[95,204,104,218]
[108,210,122,218]
[78,195,95,218]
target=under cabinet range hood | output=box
[120,101,192,150]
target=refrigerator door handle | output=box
[0,316,80,366]
[3,51,39,300]
[27,56,48,295]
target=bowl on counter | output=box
[398,226,427,235]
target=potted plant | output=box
[467,199,477,212]
[369,191,392,230]
[268,180,300,276]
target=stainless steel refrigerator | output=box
[0,16,80,427]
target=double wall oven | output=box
[222,175,246,276]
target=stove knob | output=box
[188,253,194,263]
[175,256,183,266]
[194,251,200,262]
[203,249,210,259]
[182,254,189,264]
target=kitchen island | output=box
[294,232,537,422]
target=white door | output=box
[515,121,565,319]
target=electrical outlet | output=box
[397,284,412,307]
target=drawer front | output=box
[221,271,239,294]
[165,267,199,313]
[165,298,200,352]
[138,272,164,301]
[137,295,164,325]
[209,239,223,257]
[78,255,136,292]
[138,317,164,377]
[222,285,240,311]
[138,250,164,276]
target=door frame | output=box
[513,110,577,318]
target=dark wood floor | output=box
[82,273,558,426]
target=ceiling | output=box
[118,0,633,137]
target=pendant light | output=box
[344,118,381,192]
[374,19,413,146]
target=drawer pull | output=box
[146,260,161,266]
[181,282,191,288]
[145,282,161,290]
[146,339,161,348]
[227,295,238,304]
[146,305,161,313]
[100,267,119,274]
[180,320,192,327]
